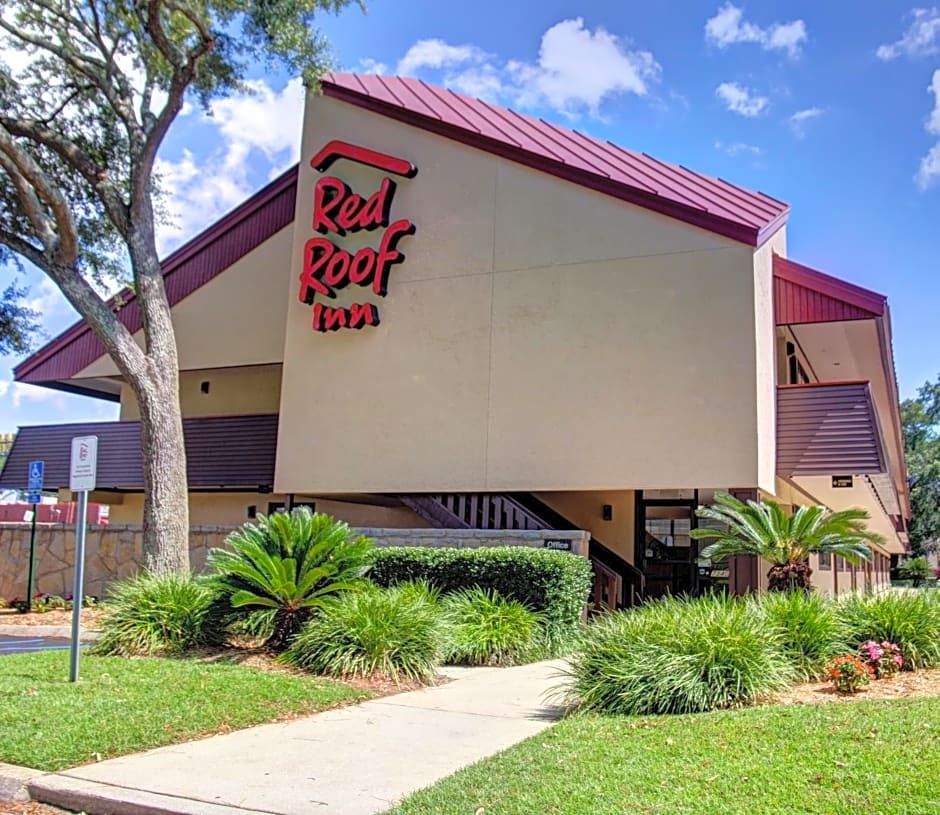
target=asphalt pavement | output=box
[0,634,78,654]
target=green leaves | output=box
[692,493,880,590]
[207,507,374,651]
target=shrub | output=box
[368,547,592,654]
[753,591,845,680]
[859,640,904,678]
[824,655,873,693]
[282,582,443,684]
[565,593,794,715]
[209,508,373,651]
[837,591,940,669]
[93,572,225,656]
[442,588,544,666]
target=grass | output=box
[0,650,368,771]
[387,699,940,815]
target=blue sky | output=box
[2,1,940,430]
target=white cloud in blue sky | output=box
[715,81,769,117]
[391,18,660,118]
[705,3,808,59]
[877,7,940,61]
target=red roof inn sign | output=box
[299,140,417,332]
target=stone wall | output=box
[0,523,234,601]
[0,523,589,601]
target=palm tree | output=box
[208,508,373,651]
[691,492,884,592]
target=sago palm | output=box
[691,492,883,592]
[208,508,373,651]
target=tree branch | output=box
[0,124,78,265]
[0,116,130,235]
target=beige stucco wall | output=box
[74,227,293,380]
[753,229,787,494]
[535,490,636,564]
[119,365,282,420]
[275,93,767,495]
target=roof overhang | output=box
[773,255,909,521]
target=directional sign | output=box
[28,460,44,492]
[69,436,98,492]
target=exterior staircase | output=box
[398,493,644,612]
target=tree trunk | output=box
[767,561,813,592]
[126,212,190,575]
[136,379,190,574]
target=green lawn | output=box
[388,699,940,815]
[0,651,368,771]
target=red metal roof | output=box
[15,166,298,387]
[321,73,790,246]
[0,414,279,490]
[773,255,886,325]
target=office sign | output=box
[831,475,854,489]
[69,436,98,492]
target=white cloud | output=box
[877,8,940,60]
[155,78,304,253]
[390,19,659,119]
[788,106,826,138]
[917,69,940,188]
[508,18,660,115]
[705,3,807,58]
[714,140,762,156]
[716,82,769,117]
[397,40,491,75]
[356,58,387,75]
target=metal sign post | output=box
[68,436,98,682]
[26,460,44,608]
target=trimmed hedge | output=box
[368,546,593,654]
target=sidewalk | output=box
[29,659,567,815]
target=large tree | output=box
[0,1,357,572]
[901,375,940,556]
[0,280,37,354]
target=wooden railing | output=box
[591,559,623,614]
[433,493,545,530]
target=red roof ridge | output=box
[773,254,886,317]
[321,72,790,246]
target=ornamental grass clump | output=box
[565,593,794,715]
[442,587,544,666]
[281,582,444,685]
[837,591,940,669]
[753,590,845,680]
[93,572,225,656]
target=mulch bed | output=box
[772,667,940,705]
[0,803,70,815]
[0,608,105,629]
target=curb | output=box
[30,774,250,815]
[0,762,43,803]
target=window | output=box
[785,341,811,385]
[818,552,831,570]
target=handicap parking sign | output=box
[28,460,44,492]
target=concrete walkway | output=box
[29,660,568,815]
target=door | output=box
[636,495,699,598]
